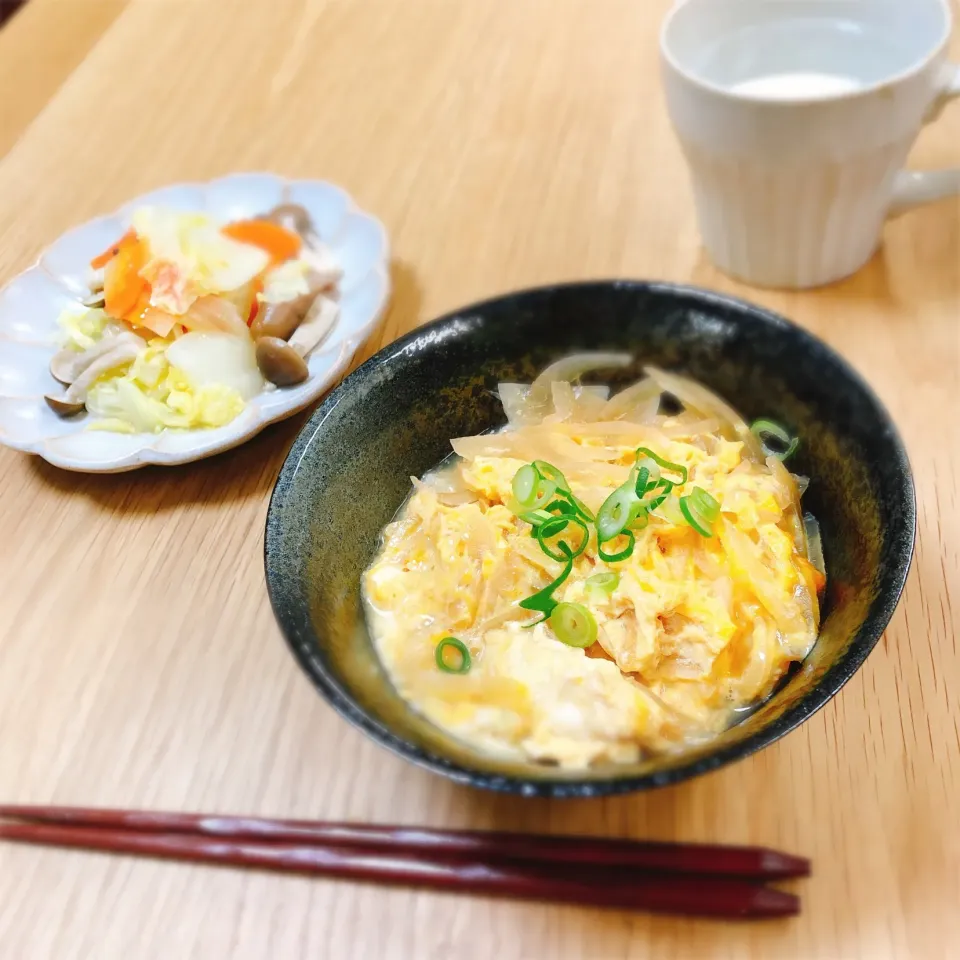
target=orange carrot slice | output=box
[104,237,149,320]
[90,229,137,270]
[222,219,301,265]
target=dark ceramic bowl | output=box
[265,281,915,798]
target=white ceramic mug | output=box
[660,0,960,288]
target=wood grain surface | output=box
[0,1,957,957]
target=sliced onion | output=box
[767,456,806,554]
[435,491,480,506]
[804,512,826,576]
[601,376,660,422]
[532,352,632,392]
[497,355,629,427]
[644,366,764,461]
[549,382,609,422]
[522,352,632,422]
[497,383,536,426]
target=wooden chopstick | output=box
[0,819,799,919]
[0,805,809,880]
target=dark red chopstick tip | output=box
[759,849,811,879]
[747,885,801,918]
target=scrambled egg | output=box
[365,421,819,769]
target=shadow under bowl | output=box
[264,281,915,798]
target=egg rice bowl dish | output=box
[364,355,825,770]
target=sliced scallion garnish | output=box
[641,478,674,512]
[519,507,554,525]
[549,602,598,648]
[535,514,589,562]
[633,465,651,499]
[512,463,540,504]
[510,463,558,512]
[532,460,569,490]
[751,418,799,461]
[679,485,721,537]
[691,486,720,520]
[585,571,619,597]
[435,637,472,674]
[598,529,636,563]
[562,490,596,523]
[596,482,638,542]
[519,544,575,623]
[634,447,688,485]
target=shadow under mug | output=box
[661,0,960,289]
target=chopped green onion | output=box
[598,529,636,563]
[519,508,554,525]
[527,462,594,521]
[585,571,619,598]
[535,514,588,561]
[679,496,712,536]
[688,485,720,523]
[640,478,674,511]
[512,464,540,504]
[634,457,661,488]
[550,489,594,522]
[633,466,651,499]
[519,545,575,622]
[435,637,471,674]
[678,486,720,537]
[532,460,569,490]
[565,491,596,523]
[635,447,687,485]
[549,602,598,648]
[751,419,799,461]
[529,479,558,510]
[510,464,557,512]
[596,483,638,541]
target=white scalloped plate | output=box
[0,173,390,472]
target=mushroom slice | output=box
[251,290,319,341]
[262,202,341,286]
[264,202,318,238]
[255,337,309,386]
[44,396,86,417]
[288,294,339,358]
[49,332,146,386]
[44,340,142,418]
[82,290,106,309]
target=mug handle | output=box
[889,63,960,217]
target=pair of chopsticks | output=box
[0,805,807,919]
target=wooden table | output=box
[0,1,957,957]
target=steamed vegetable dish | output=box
[364,356,826,769]
[45,204,341,432]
